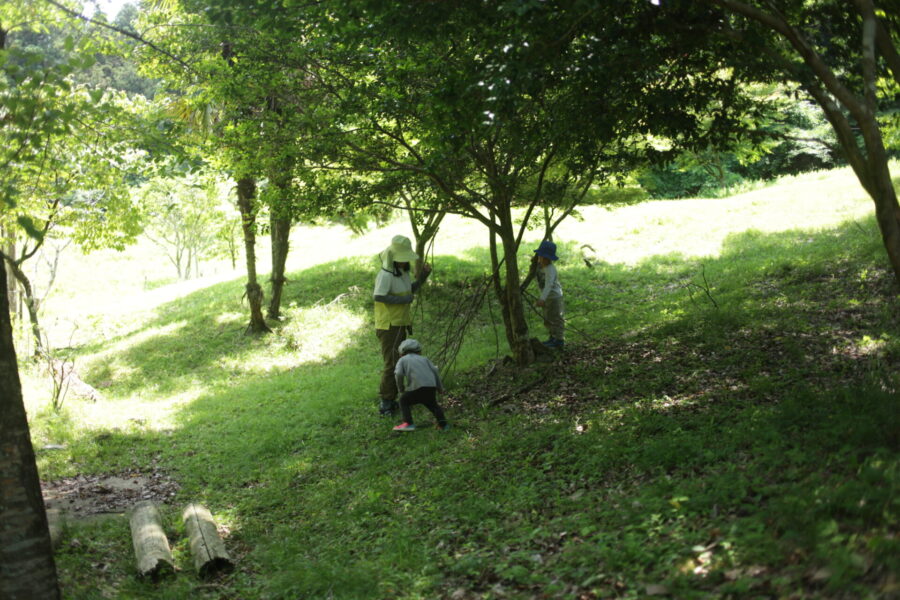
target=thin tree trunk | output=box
[3,231,18,322]
[499,221,534,366]
[411,211,444,279]
[488,220,513,351]
[489,206,534,366]
[3,257,45,355]
[267,213,291,320]
[235,177,270,334]
[0,262,61,600]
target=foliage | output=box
[696,0,900,282]
[638,84,843,199]
[182,0,779,362]
[1,0,170,246]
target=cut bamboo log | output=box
[182,503,233,578]
[129,501,175,578]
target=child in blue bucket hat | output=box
[533,240,565,348]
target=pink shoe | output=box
[393,422,416,431]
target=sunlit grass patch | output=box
[214,311,245,325]
[277,298,369,364]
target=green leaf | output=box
[64,35,75,52]
[17,215,45,241]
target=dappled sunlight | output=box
[836,333,893,360]
[279,301,369,365]
[95,320,188,360]
[76,387,205,432]
[26,164,898,600]
[212,302,369,374]
[215,311,246,325]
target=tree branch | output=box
[40,0,194,73]
[710,0,867,123]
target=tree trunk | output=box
[0,263,61,600]
[867,163,900,284]
[411,211,445,279]
[187,246,195,280]
[235,177,270,334]
[267,213,291,320]
[228,232,238,270]
[3,257,45,355]
[3,230,19,323]
[489,208,534,366]
[2,230,24,348]
[499,226,534,366]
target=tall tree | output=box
[136,4,309,331]
[0,264,59,600]
[235,176,270,332]
[0,1,60,595]
[241,0,766,364]
[697,0,900,284]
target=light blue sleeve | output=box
[540,265,558,301]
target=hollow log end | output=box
[199,556,235,579]
[140,556,176,580]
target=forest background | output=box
[1,1,899,599]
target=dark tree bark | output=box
[0,262,60,599]
[235,177,270,334]
[402,188,445,279]
[267,212,291,320]
[3,257,45,355]
[488,208,535,366]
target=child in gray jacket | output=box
[392,339,449,431]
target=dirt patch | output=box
[42,471,180,520]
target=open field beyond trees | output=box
[21,166,900,599]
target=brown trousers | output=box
[376,325,409,402]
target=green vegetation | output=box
[23,167,898,599]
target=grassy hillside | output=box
[21,166,899,599]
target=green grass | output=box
[19,165,900,599]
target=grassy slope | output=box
[22,166,899,599]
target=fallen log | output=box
[182,503,233,578]
[129,501,174,579]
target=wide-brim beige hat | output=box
[381,235,418,268]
